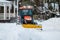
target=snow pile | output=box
[0,23,19,40]
[41,18,60,30]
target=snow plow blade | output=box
[22,24,42,28]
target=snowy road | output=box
[0,18,60,40]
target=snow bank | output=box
[41,18,60,30]
[0,23,19,40]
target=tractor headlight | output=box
[23,6,26,8]
[27,6,32,9]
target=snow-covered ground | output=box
[36,18,60,31]
[0,18,60,40]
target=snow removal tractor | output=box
[17,5,42,29]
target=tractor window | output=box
[22,9,32,15]
[23,10,28,13]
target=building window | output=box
[0,6,4,13]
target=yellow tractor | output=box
[18,5,42,29]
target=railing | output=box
[0,13,15,20]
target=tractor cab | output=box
[19,6,34,24]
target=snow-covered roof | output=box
[0,0,11,3]
[0,1,12,6]
[0,0,6,1]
